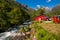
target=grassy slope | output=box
[39,23,60,35]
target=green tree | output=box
[36,8,44,16]
[0,0,30,31]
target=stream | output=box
[0,29,18,40]
[0,21,31,40]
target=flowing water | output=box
[0,21,31,40]
[0,30,18,40]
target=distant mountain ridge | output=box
[52,4,60,15]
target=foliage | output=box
[20,27,25,33]
[29,10,36,20]
[20,26,31,33]
[24,26,31,32]
[0,0,30,31]
[36,8,44,16]
[28,8,44,20]
[44,13,52,18]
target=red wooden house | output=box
[52,16,60,23]
[34,15,49,22]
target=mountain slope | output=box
[52,4,60,15]
[0,0,31,31]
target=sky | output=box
[16,0,60,9]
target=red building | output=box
[34,15,48,22]
[52,16,60,23]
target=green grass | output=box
[19,22,60,40]
[33,22,59,40]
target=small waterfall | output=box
[0,21,31,40]
[0,32,11,40]
[0,30,18,40]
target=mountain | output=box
[52,4,60,10]
[52,4,60,15]
[42,7,51,14]
[0,0,32,31]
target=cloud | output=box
[37,5,41,8]
[45,7,49,9]
[47,0,51,2]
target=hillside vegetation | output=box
[0,0,32,31]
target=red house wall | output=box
[34,15,48,22]
[52,16,60,23]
